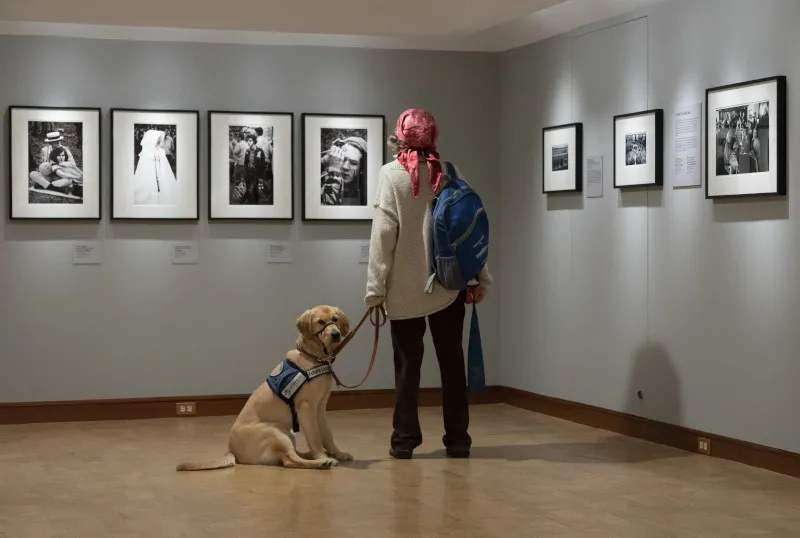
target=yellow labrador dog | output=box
[176,305,353,471]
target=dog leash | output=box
[297,305,387,389]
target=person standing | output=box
[161,129,176,174]
[365,108,493,459]
[243,134,267,204]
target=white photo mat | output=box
[303,114,384,221]
[706,77,784,198]
[209,112,293,219]
[542,123,582,193]
[9,106,101,219]
[111,109,198,219]
[614,110,663,188]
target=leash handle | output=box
[332,305,386,390]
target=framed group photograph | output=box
[302,113,385,221]
[706,75,786,199]
[111,108,199,220]
[542,122,583,193]
[613,109,664,188]
[8,106,101,219]
[208,111,294,220]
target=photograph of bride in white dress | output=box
[132,124,178,206]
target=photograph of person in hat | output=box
[319,129,368,206]
[38,130,75,167]
[26,121,84,204]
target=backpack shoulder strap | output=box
[434,158,455,195]
[442,159,456,179]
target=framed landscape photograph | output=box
[302,113,385,221]
[542,122,583,193]
[9,106,101,219]
[111,108,199,220]
[706,75,786,199]
[613,109,664,188]
[208,111,293,220]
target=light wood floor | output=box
[2,403,800,537]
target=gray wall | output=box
[0,36,501,402]
[500,0,800,454]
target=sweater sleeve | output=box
[478,263,494,293]
[365,170,399,306]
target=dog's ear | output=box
[296,309,316,340]
[335,308,350,337]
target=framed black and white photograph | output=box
[706,76,786,198]
[208,111,293,220]
[8,106,101,219]
[542,122,583,193]
[613,109,664,188]
[302,113,385,221]
[111,108,199,219]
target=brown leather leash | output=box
[297,305,387,389]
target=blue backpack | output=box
[425,161,489,394]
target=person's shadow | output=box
[344,341,688,469]
[625,341,684,428]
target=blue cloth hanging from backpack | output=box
[425,160,489,394]
[467,298,485,395]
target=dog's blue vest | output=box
[267,359,332,433]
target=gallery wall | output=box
[499,0,800,454]
[0,36,501,402]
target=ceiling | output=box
[0,0,668,52]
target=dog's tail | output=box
[176,451,236,472]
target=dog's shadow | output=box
[343,438,687,469]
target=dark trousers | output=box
[389,290,471,451]
[244,175,260,204]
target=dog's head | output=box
[296,305,351,353]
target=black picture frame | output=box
[110,108,200,221]
[705,75,787,199]
[542,122,583,194]
[8,105,102,220]
[301,112,386,222]
[613,108,664,189]
[207,110,295,221]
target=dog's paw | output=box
[332,451,353,462]
[317,457,339,469]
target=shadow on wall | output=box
[617,186,663,208]
[4,221,101,242]
[626,341,683,427]
[712,197,789,223]
[546,191,583,211]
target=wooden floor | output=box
[2,403,800,537]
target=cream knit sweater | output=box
[365,157,493,320]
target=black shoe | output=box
[446,447,470,458]
[389,447,414,459]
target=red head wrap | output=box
[395,108,443,198]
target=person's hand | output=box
[467,285,487,304]
[473,286,486,303]
[328,142,346,163]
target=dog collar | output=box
[297,345,336,365]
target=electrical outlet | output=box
[176,402,196,416]
[698,437,711,455]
